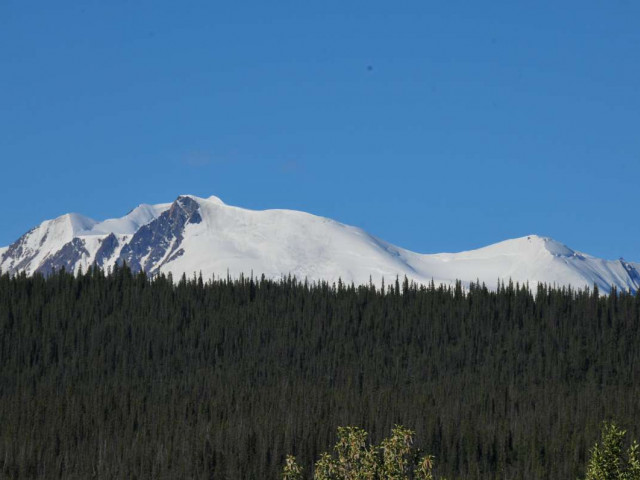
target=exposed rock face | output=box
[117,196,202,273]
[37,238,89,276]
[94,233,119,268]
[1,228,38,274]
[620,260,640,290]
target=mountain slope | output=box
[1,195,638,293]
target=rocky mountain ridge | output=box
[1,194,638,293]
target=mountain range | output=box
[1,194,638,293]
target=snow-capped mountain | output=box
[1,194,638,293]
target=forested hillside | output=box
[0,267,639,479]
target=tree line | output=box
[0,266,638,478]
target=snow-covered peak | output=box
[88,203,170,235]
[172,194,225,208]
[1,194,638,294]
[0,212,96,275]
[31,213,96,245]
[522,235,576,257]
[54,213,98,236]
[206,195,225,205]
[466,235,576,258]
[430,235,573,263]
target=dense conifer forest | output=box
[0,266,639,479]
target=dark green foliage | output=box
[0,268,639,479]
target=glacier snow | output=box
[1,194,638,294]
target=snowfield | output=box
[1,194,638,294]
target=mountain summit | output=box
[1,195,638,293]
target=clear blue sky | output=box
[1,1,639,260]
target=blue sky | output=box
[1,1,639,259]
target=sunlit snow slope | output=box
[1,195,638,293]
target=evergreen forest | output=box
[0,266,639,479]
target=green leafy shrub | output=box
[283,425,441,479]
[584,422,640,480]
